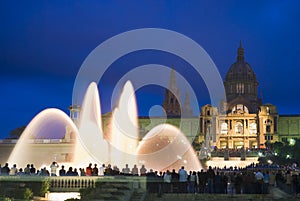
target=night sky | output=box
[1,1,300,139]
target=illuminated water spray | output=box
[109,81,139,167]
[8,81,202,171]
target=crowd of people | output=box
[1,161,300,195]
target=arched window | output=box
[232,104,249,114]
[221,122,228,134]
[235,122,243,134]
[236,83,244,94]
[249,123,257,134]
[265,119,272,133]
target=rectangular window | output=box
[266,125,271,133]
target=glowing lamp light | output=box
[286,154,291,159]
[274,152,278,156]
[289,139,296,146]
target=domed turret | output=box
[224,41,260,113]
[225,41,257,82]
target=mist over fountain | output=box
[8,81,202,171]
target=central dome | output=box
[223,41,260,113]
[225,60,257,82]
[225,42,257,82]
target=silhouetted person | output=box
[104,164,112,176]
[178,166,188,193]
[207,166,215,193]
[122,164,130,176]
[59,165,66,176]
[24,164,30,175]
[163,170,172,193]
[140,165,147,176]
[1,163,10,175]
[79,168,85,176]
[39,167,49,176]
[235,173,243,194]
[9,164,18,176]
[92,164,98,176]
[73,168,79,176]
[146,169,157,193]
[30,164,36,175]
[86,163,92,176]
[50,161,59,176]
[171,169,179,193]
[132,164,138,176]
[18,168,25,176]
[112,166,120,175]
[66,167,73,176]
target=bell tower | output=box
[162,68,181,117]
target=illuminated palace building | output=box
[161,42,300,149]
[200,42,278,149]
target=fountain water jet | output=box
[8,108,79,168]
[73,82,109,166]
[7,81,203,172]
[109,81,139,167]
[137,124,202,171]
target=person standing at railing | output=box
[79,168,85,176]
[132,164,138,176]
[178,166,188,193]
[122,164,130,176]
[24,164,30,175]
[30,164,36,175]
[255,169,264,194]
[140,164,147,176]
[9,164,18,176]
[59,165,66,176]
[66,167,74,176]
[163,170,172,193]
[73,168,79,176]
[17,168,25,176]
[104,164,112,175]
[86,163,92,176]
[1,163,10,175]
[207,166,215,194]
[99,164,105,176]
[92,164,98,176]
[50,161,59,176]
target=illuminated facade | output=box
[200,42,279,149]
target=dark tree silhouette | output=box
[7,126,26,139]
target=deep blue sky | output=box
[1,0,300,139]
